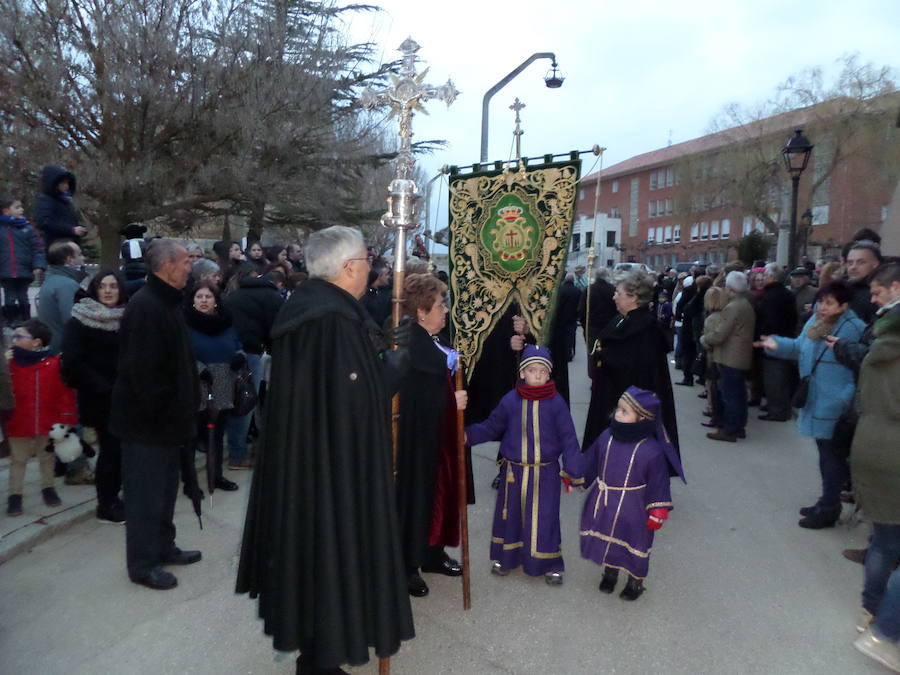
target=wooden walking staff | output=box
[584,147,605,361]
[359,38,459,675]
[455,362,472,610]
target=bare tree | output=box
[0,0,402,263]
[675,54,900,239]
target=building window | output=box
[666,167,674,187]
[579,189,585,201]
[700,222,709,240]
[647,227,655,243]
[649,201,657,218]
[656,226,664,244]
[710,220,719,240]
[610,206,621,219]
[629,178,639,236]
[664,225,672,243]
[721,219,730,239]
[585,232,593,248]
[650,172,658,190]
[666,198,673,215]
[673,225,681,243]
[690,223,699,241]
[742,216,753,236]
[571,233,581,251]
[606,230,616,247]
[611,179,619,193]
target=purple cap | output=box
[519,344,553,374]
[622,386,686,482]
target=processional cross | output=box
[510,97,526,160]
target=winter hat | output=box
[621,385,686,482]
[518,344,553,375]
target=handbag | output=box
[791,344,828,409]
[832,407,858,459]
[232,366,258,417]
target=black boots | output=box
[620,577,645,601]
[598,567,618,593]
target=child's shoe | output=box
[620,577,644,601]
[490,561,509,576]
[41,487,62,507]
[544,572,563,586]
[7,494,23,516]
[599,568,619,594]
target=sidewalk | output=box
[0,454,99,564]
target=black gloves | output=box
[387,320,411,350]
[199,368,213,384]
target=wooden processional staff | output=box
[359,38,461,675]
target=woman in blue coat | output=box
[757,280,865,529]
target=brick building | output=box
[575,96,899,270]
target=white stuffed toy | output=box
[45,423,97,470]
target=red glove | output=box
[646,507,669,531]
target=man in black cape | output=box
[236,226,413,675]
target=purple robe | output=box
[466,390,581,575]
[569,428,673,579]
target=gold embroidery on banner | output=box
[581,529,652,558]
[449,163,581,381]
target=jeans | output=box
[715,364,747,435]
[225,352,262,463]
[1,278,31,323]
[815,438,849,513]
[863,523,900,643]
[762,356,793,419]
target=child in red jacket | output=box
[6,319,77,516]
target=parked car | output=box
[614,262,653,275]
[674,261,704,274]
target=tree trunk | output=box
[97,212,127,267]
[247,199,266,244]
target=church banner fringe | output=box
[448,158,581,382]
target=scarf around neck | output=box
[71,297,125,332]
[12,345,51,367]
[609,418,657,443]
[516,381,557,400]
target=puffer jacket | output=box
[768,310,866,439]
[7,351,78,437]
[34,165,82,249]
[0,216,46,280]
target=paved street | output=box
[0,342,880,674]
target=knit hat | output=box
[621,386,686,482]
[518,344,553,375]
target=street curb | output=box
[0,498,96,565]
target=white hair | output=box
[763,262,784,283]
[725,270,748,293]
[146,238,186,273]
[191,258,220,281]
[305,226,365,281]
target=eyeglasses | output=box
[344,257,372,266]
[10,333,32,341]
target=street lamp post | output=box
[781,129,813,270]
[480,53,563,163]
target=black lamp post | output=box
[781,129,813,269]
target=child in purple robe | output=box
[568,385,685,600]
[465,345,580,585]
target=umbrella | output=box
[204,392,220,498]
[179,444,204,529]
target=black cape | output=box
[582,306,680,465]
[236,279,414,669]
[396,323,465,570]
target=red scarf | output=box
[516,381,557,400]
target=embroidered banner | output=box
[448,158,581,380]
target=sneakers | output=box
[41,487,62,507]
[97,502,126,524]
[544,572,563,586]
[7,494,23,517]
[856,608,874,634]
[854,629,900,673]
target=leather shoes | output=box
[707,431,736,443]
[215,477,239,491]
[843,548,867,565]
[131,567,178,590]
[407,572,429,597]
[700,421,718,428]
[421,558,462,577]
[162,548,202,565]
[758,414,789,421]
[798,509,839,529]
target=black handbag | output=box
[792,344,827,409]
[232,367,258,417]
[832,406,859,459]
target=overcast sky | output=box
[343,0,900,231]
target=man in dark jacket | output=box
[222,269,284,468]
[557,273,582,361]
[846,241,882,325]
[236,226,414,675]
[756,263,797,421]
[34,166,86,250]
[578,267,617,348]
[109,239,200,591]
